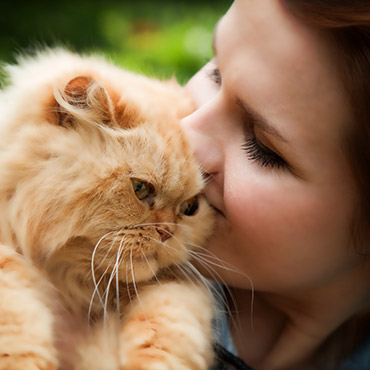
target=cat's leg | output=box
[0,244,58,370]
[119,281,214,370]
[74,316,120,370]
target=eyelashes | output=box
[242,136,286,169]
[208,66,222,85]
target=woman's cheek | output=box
[225,173,310,252]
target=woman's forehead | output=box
[220,0,351,142]
[225,0,332,74]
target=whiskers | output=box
[90,231,117,313]
[89,230,134,325]
[88,225,161,325]
[88,222,255,341]
[187,244,255,334]
[142,225,255,335]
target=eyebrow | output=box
[235,98,289,143]
[211,18,288,144]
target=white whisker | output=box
[115,240,125,319]
[139,247,161,286]
[141,235,220,302]
[182,260,235,327]
[134,222,184,229]
[89,231,117,322]
[173,263,199,289]
[189,249,255,333]
[187,242,239,269]
[125,254,134,307]
[144,233,242,332]
[183,260,211,288]
[91,232,114,303]
[185,258,227,301]
[130,245,141,305]
[189,254,243,335]
[103,234,126,324]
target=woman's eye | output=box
[208,67,222,85]
[131,178,155,204]
[179,196,199,216]
[242,136,286,169]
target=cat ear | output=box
[52,76,115,128]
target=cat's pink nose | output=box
[156,226,171,242]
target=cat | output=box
[0,49,216,370]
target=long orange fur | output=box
[0,49,216,370]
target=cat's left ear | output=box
[51,76,116,128]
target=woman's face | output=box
[182,0,360,293]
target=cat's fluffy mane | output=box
[0,49,216,370]
[0,49,215,312]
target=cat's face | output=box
[1,59,215,303]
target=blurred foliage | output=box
[0,0,229,83]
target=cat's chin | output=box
[121,254,160,283]
[120,251,188,284]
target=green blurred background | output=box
[0,0,229,84]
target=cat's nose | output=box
[156,226,172,242]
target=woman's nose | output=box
[181,103,224,176]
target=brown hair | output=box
[286,0,370,252]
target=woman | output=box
[181,1,370,369]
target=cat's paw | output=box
[120,346,207,370]
[0,353,57,370]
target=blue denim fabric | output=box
[211,282,370,370]
[210,283,237,370]
[211,283,237,355]
[212,304,237,356]
[339,333,370,370]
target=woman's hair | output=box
[286,0,370,252]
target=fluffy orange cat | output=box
[0,49,216,370]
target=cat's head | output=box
[0,51,215,303]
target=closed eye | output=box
[242,135,286,169]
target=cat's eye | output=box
[179,196,199,216]
[131,178,155,204]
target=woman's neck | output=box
[230,260,370,370]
